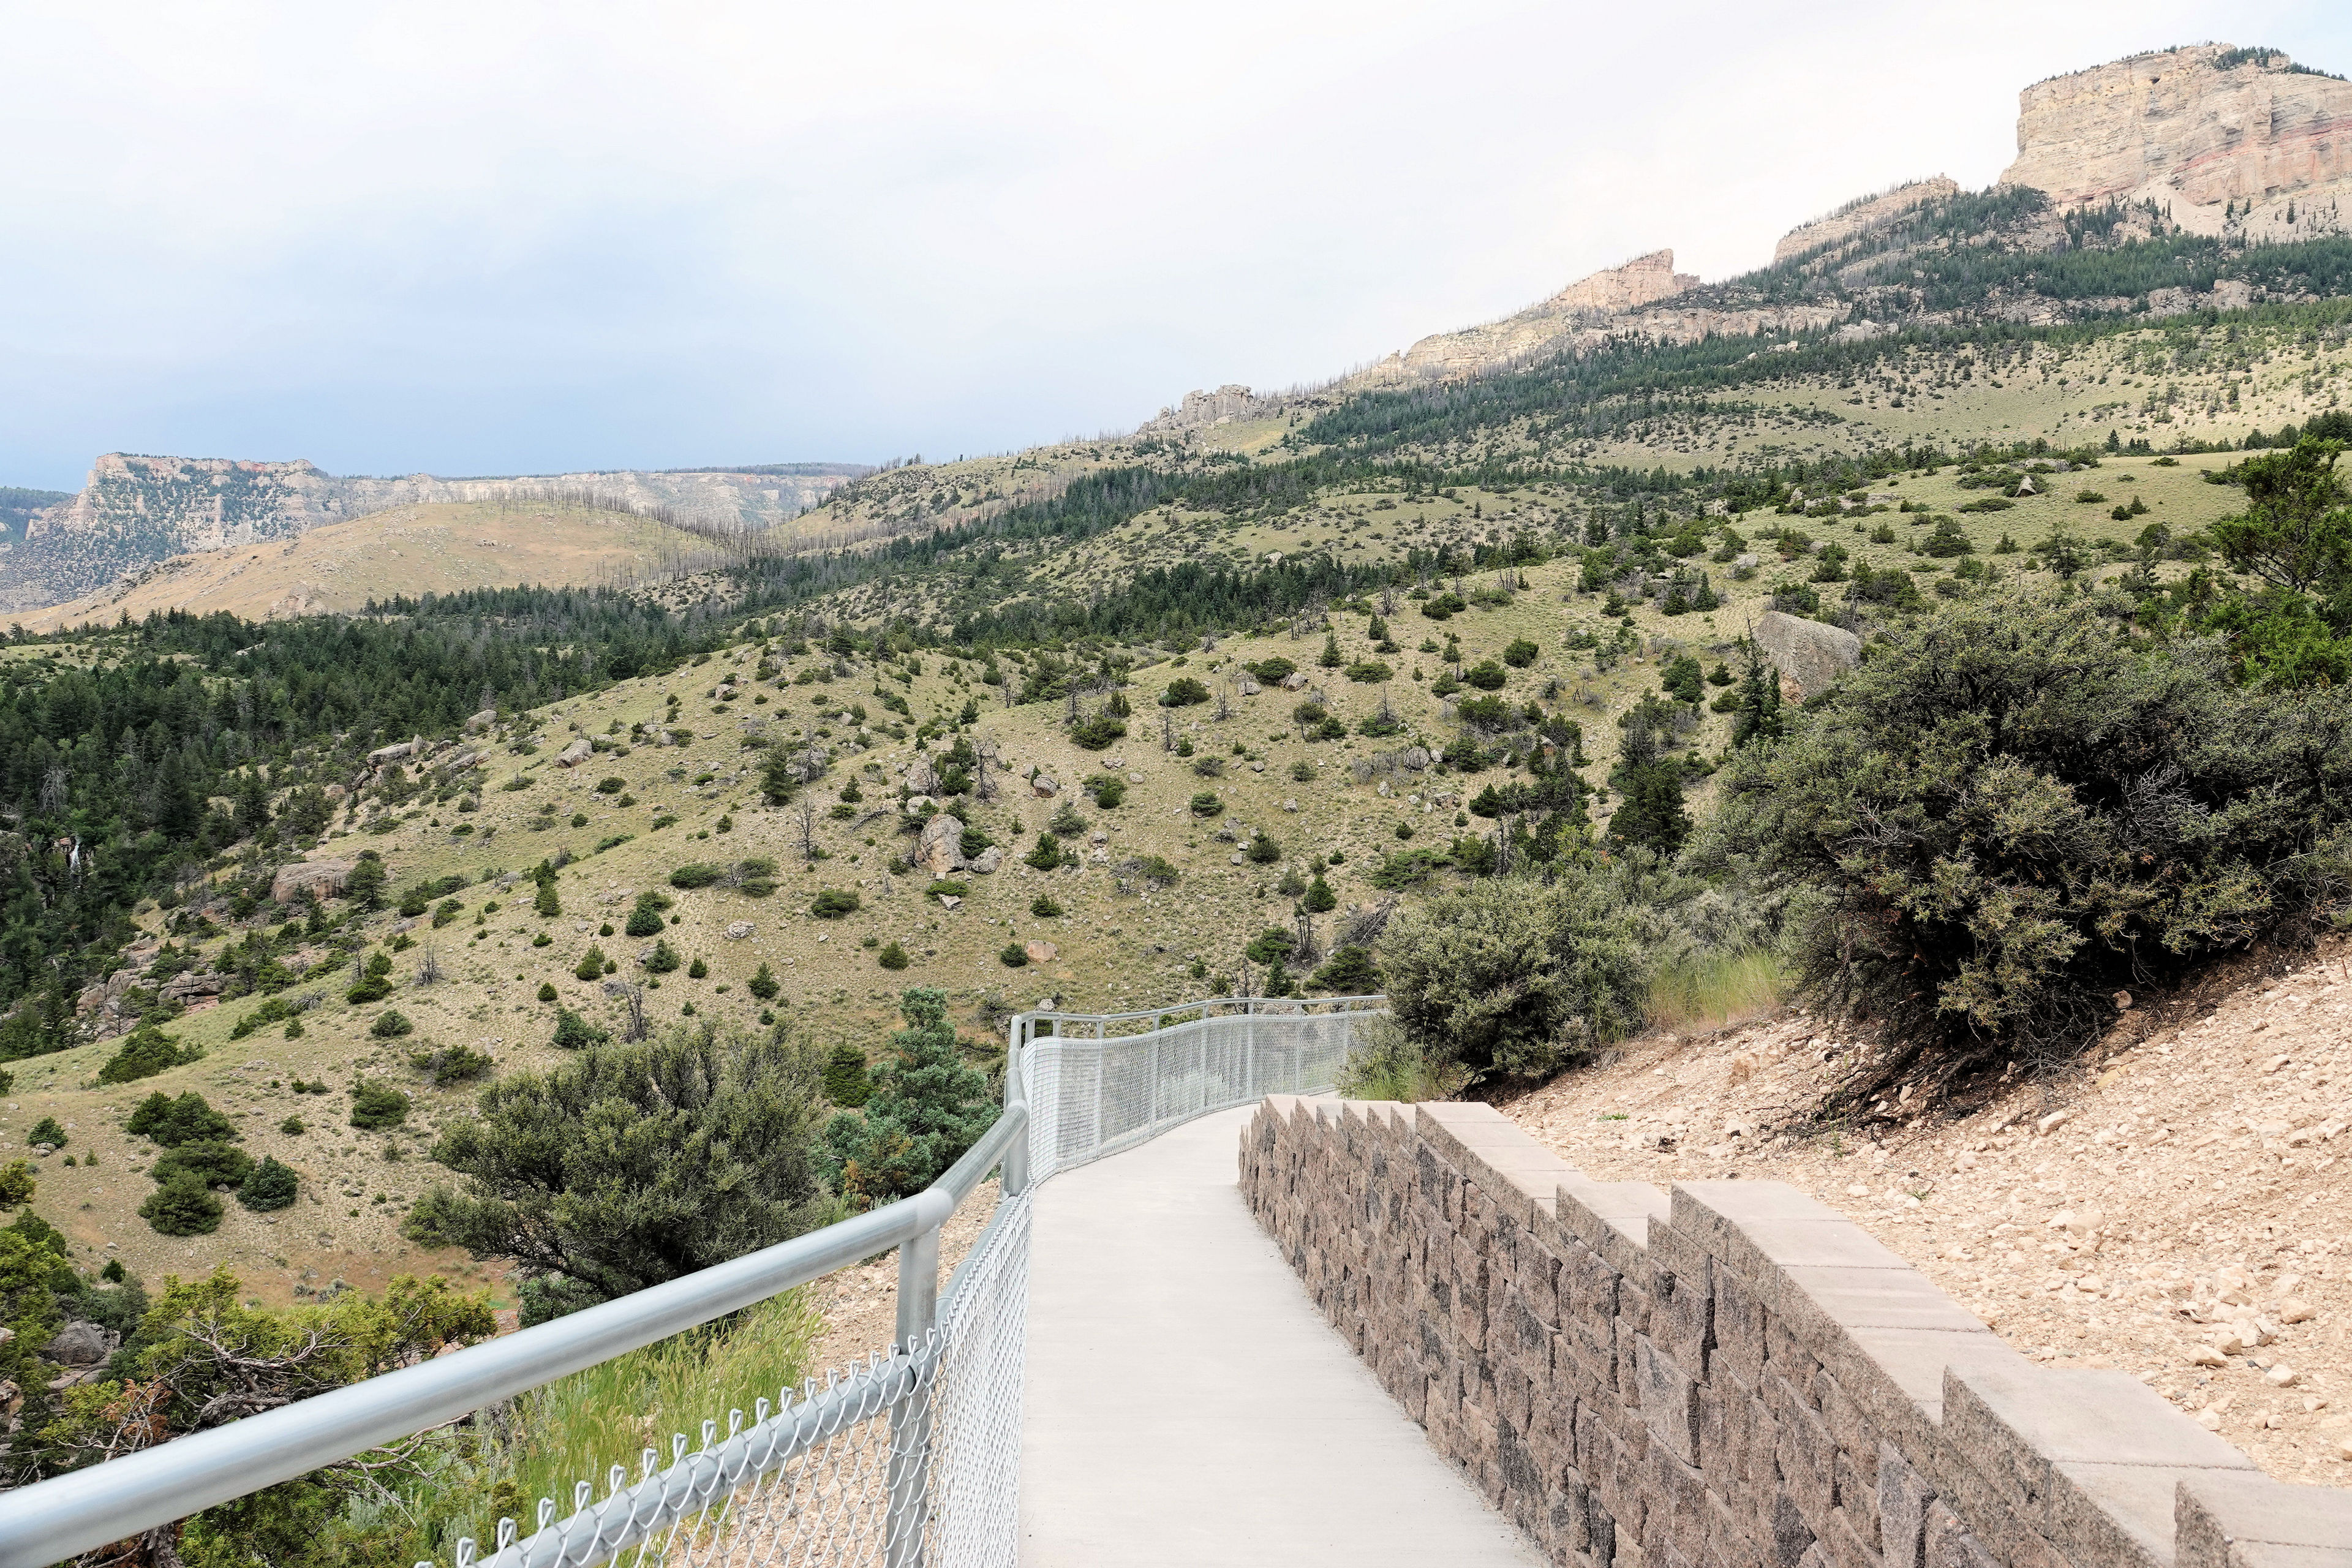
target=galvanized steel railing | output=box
[0,994,1381,1568]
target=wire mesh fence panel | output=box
[922,1193,1031,1568]
[464,1347,929,1568]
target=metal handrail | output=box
[0,1103,1031,1568]
[1025,993,1384,1030]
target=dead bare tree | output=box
[1293,909,1321,966]
[415,946,442,986]
[794,796,820,862]
[1215,686,1232,722]
[1161,707,1176,752]
[623,984,648,1042]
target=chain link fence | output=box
[0,997,1377,1568]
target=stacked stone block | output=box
[1240,1096,2352,1568]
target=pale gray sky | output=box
[3,0,2347,489]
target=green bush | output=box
[1245,657,1296,684]
[1023,833,1065,872]
[1245,831,1281,864]
[538,981,559,1002]
[1188,791,1224,818]
[1378,873,1648,1082]
[644,941,682,974]
[1502,638,1540,668]
[1083,775,1125,809]
[1711,590,2352,1090]
[595,776,626,794]
[1069,712,1126,750]
[1463,661,1507,691]
[411,1043,497,1086]
[1030,894,1064,918]
[669,863,724,889]
[821,989,997,1209]
[1345,660,1393,684]
[349,1080,411,1131]
[369,1010,415,1039]
[412,1020,837,1322]
[152,1140,255,1190]
[878,941,910,970]
[551,1008,609,1050]
[575,944,609,981]
[810,888,860,919]
[238,1157,300,1212]
[625,894,669,937]
[96,1024,200,1085]
[140,1174,223,1236]
[1160,677,1210,707]
[1311,944,1379,993]
[823,1042,872,1107]
[747,963,780,1001]
[999,942,1030,967]
[126,1091,237,1147]
[26,1117,64,1149]
[1302,874,1338,913]
[1131,854,1180,888]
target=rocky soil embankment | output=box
[1507,940,2352,1483]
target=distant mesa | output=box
[0,454,870,615]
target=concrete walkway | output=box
[1019,1103,1541,1567]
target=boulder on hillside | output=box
[464,707,497,733]
[1280,671,1310,691]
[969,846,1004,875]
[1751,610,1861,699]
[553,738,595,768]
[918,813,966,876]
[1030,772,1060,798]
[272,859,355,904]
[368,737,419,765]
[45,1321,118,1368]
[905,760,941,796]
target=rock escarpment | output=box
[1,456,868,613]
[2001,45,2352,241]
[1774,178,1961,264]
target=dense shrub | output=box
[1710,591,2352,1093]
[669,863,724,889]
[96,1023,200,1085]
[822,989,998,1209]
[140,1174,224,1236]
[349,1080,411,1131]
[551,1008,610,1050]
[410,1042,497,1085]
[1378,874,1648,1082]
[810,889,861,919]
[823,1042,873,1106]
[127,1091,238,1147]
[238,1156,300,1212]
[369,1010,415,1038]
[575,944,609,981]
[412,1020,837,1324]
[1160,677,1210,707]
[152,1141,255,1191]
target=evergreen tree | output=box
[822,987,997,1210]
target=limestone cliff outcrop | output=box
[2001,44,2352,240]
[1773,177,1961,263]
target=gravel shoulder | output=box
[1502,940,2352,1482]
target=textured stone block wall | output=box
[1239,1096,2352,1568]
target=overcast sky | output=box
[4,1,2348,491]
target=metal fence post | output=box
[887,1199,944,1566]
[1003,1012,1030,1196]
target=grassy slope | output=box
[13,500,713,633]
[0,440,2253,1302]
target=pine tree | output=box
[822,987,998,1209]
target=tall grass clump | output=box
[1644,948,1788,1035]
[1336,1016,1474,1102]
[389,1289,825,1562]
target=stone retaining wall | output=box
[1239,1096,2352,1568]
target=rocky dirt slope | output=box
[1504,940,2352,1483]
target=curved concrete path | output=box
[1019,1102,1540,1567]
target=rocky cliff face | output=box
[1,456,867,613]
[2001,44,2352,240]
[1772,176,1960,263]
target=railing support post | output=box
[1003,1014,1030,1196]
[887,1208,943,1568]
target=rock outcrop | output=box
[271,859,355,904]
[2002,45,2352,241]
[1773,176,1961,263]
[1751,609,1861,699]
